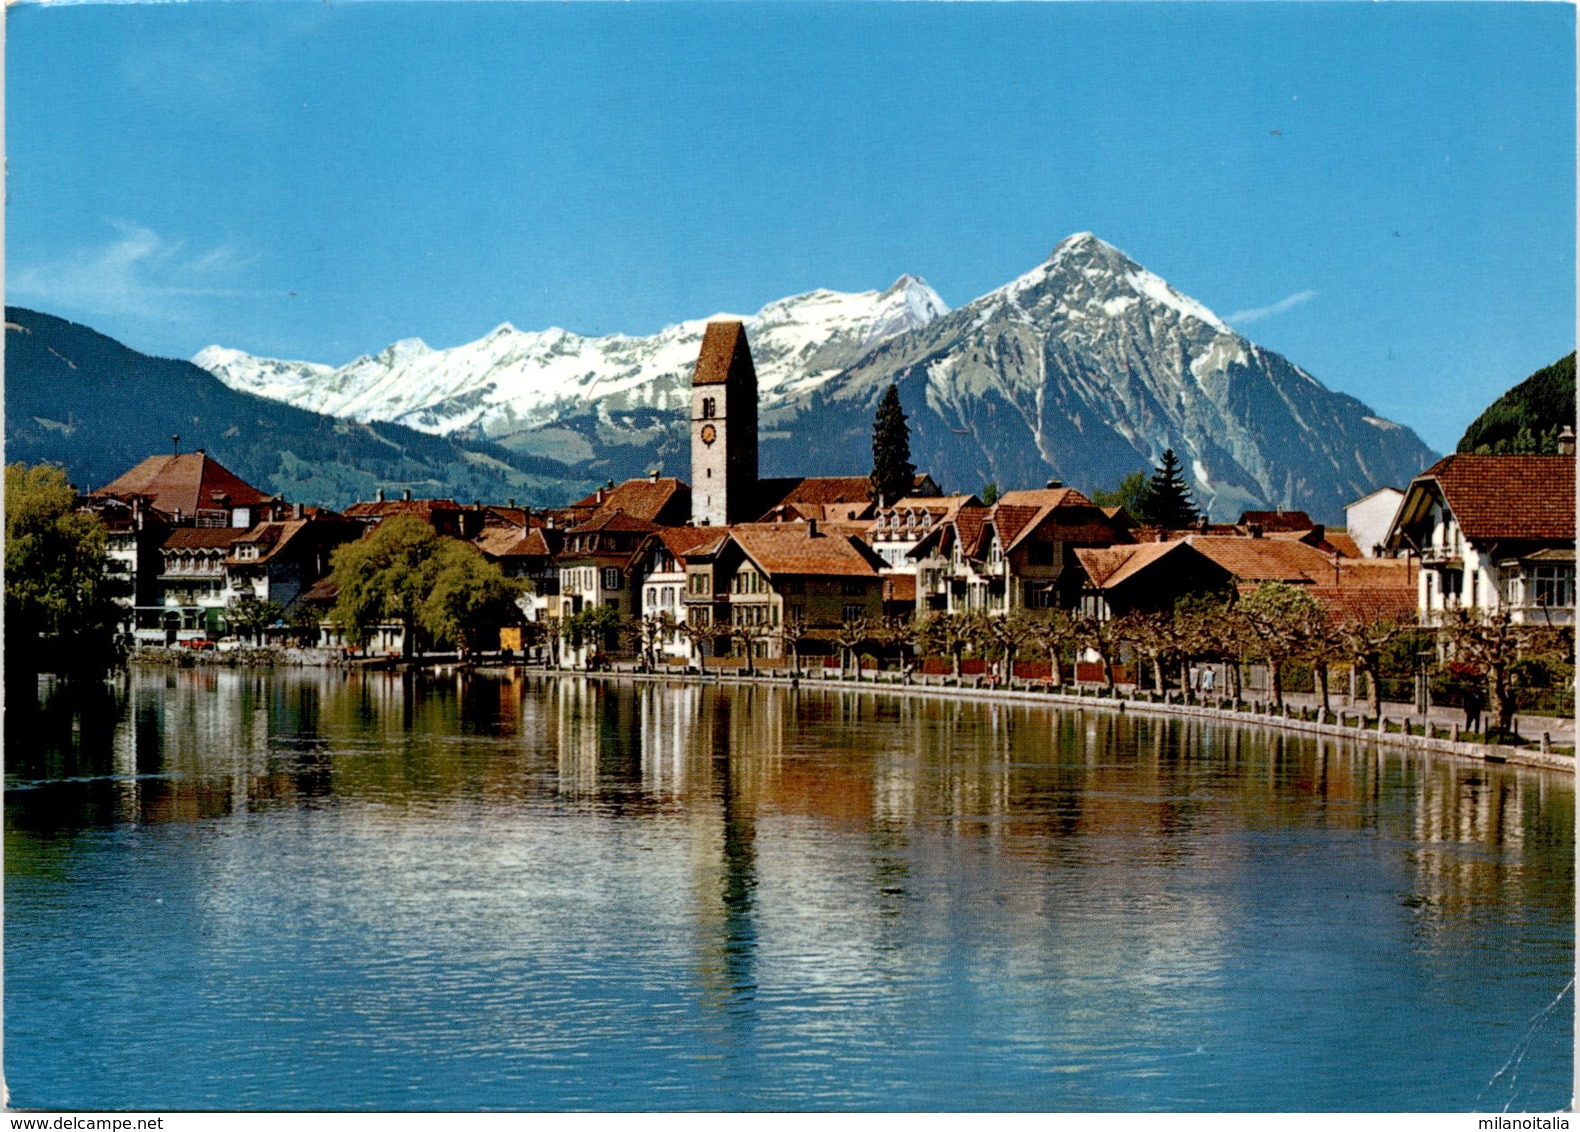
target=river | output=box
[5,668,1572,1111]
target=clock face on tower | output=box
[700,423,717,445]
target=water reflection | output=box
[5,670,1573,1112]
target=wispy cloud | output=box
[10,221,264,323]
[1226,289,1318,326]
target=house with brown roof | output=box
[91,448,285,529]
[343,489,471,538]
[677,522,886,663]
[555,509,658,624]
[908,485,1132,616]
[1071,531,1415,621]
[566,473,692,528]
[226,508,363,614]
[629,526,728,662]
[1385,453,1575,625]
[1072,541,1235,619]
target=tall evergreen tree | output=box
[869,384,915,507]
[1142,448,1199,528]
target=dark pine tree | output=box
[1142,448,1199,528]
[869,383,915,507]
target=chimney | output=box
[508,498,516,508]
[1045,479,1062,490]
[294,502,304,520]
[596,488,605,505]
[196,447,205,457]
[1559,426,1575,456]
[1311,523,1325,544]
[808,518,819,537]
[1197,514,1209,533]
[1248,523,1263,539]
[375,488,386,503]
[172,434,180,455]
[474,499,482,510]
[403,488,413,502]
[650,469,660,482]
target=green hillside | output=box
[1457,353,1576,454]
[5,308,597,510]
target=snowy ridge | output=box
[197,276,948,441]
[194,233,1435,519]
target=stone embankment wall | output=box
[549,666,1575,775]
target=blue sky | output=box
[7,2,1574,454]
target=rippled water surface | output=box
[6,669,1573,1111]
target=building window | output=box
[602,567,621,591]
[1530,565,1575,608]
[702,397,716,419]
[841,579,865,596]
[843,604,866,623]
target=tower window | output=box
[702,397,716,419]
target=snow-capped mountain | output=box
[196,276,948,467]
[195,236,1437,519]
[760,233,1437,519]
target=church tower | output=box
[690,321,759,526]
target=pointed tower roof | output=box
[692,320,757,386]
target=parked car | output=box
[182,638,216,651]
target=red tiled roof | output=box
[775,477,874,505]
[343,498,462,519]
[656,526,727,556]
[991,504,1042,547]
[94,452,275,517]
[1334,557,1416,586]
[1237,510,1315,533]
[1324,531,1363,558]
[569,477,690,523]
[1185,535,1338,584]
[996,487,1092,509]
[1417,454,1575,542]
[566,509,659,536]
[1306,585,1418,629]
[164,527,251,550]
[730,527,883,579]
[953,506,990,559]
[474,527,544,559]
[1074,541,1198,589]
[693,321,756,387]
[226,519,311,565]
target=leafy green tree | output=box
[980,481,1000,507]
[1140,448,1199,528]
[329,515,439,657]
[869,383,916,508]
[1090,470,1150,518]
[329,514,519,658]
[420,539,524,654]
[5,462,123,682]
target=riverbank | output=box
[511,663,1576,775]
[125,648,1574,774]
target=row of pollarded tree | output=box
[552,582,1573,742]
